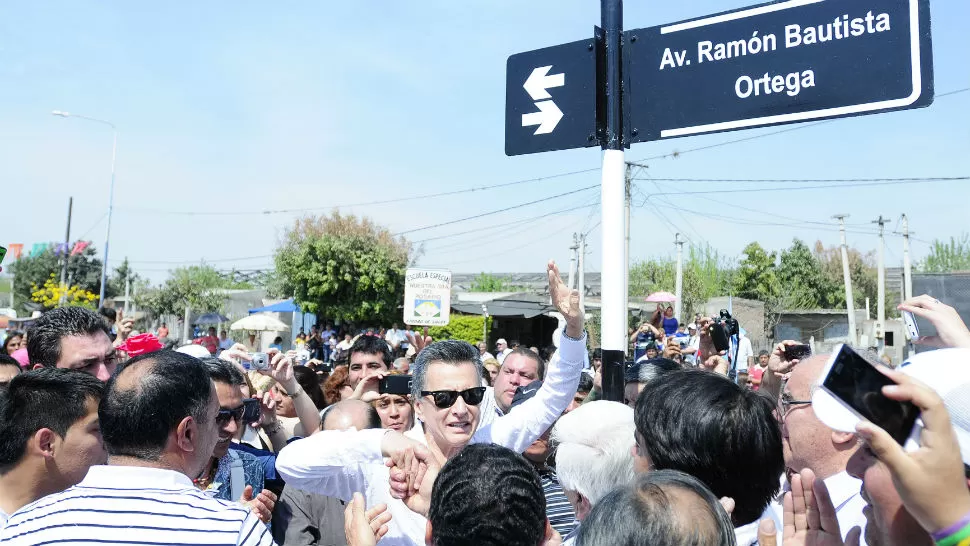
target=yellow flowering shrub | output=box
[31,274,98,310]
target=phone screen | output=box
[379,375,412,396]
[822,345,920,444]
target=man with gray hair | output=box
[551,401,637,545]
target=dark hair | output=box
[0,354,22,373]
[577,372,593,394]
[411,340,483,399]
[100,350,213,461]
[504,347,546,380]
[199,357,245,387]
[348,335,392,368]
[637,358,682,384]
[577,470,737,546]
[27,307,111,368]
[509,340,521,349]
[635,369,783,525]
[273,336,283,344]
[98,306,117,323]
[429,443,545,546]
[294,366,327,410]
[0,368,104,472]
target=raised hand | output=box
[405,331,432,356]
[260,351,299,394]
[240,485,277,523]
[386,445,439,518]
[780,469,860,546]
[855,368,970,534]
[548,260,582,339]
[768,340,804,379]
[898,295,970,349]
[344,493,392,546]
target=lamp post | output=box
[52,110,117,307]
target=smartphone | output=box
[784,344,812,361]
[819,344,920,445]
[242,398,261,424]
[379,375,412,396]
[902,311,920,340]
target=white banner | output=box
[403,269,451,326]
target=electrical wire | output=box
[630,178,965,196]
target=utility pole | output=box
[58,197,74,307]
[578,234,587,315]
[567,233,579,290]
[901,214,913,301]
[674,233,684,322]
[624,163,632,324]
[123,258,131,315]
[874,215,889,348]
[834,215,857,345]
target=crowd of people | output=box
[0,260,969,546]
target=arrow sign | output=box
[505,38,597,156]
[523,66,565,100]
[522,100,564,135]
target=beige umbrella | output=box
[230,314,290,332]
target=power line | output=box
[631,177,964,196]
[633,176,966,184]
[393,185,598,236]
[413,201,596,244]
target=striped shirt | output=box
[0,465,275,546]
[538,467,577,536]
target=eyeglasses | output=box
[779,392,812,418]
[421,387,487,409]
[216,405,245,426]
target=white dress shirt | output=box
[277,331,587,546]
[765,470,868,544]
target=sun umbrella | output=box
[230,314,290,332]
[644,291,678,303]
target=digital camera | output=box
[708,309,739,353]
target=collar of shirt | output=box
[79,465,194,490]
[822,471,863,513]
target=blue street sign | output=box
[626,0,933,143]
[505,38,598,156]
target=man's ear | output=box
[31,363,43,371]
[575,493,592,521]
[831,430,856,447]
[35,428,57,458]
[539,518,556,546]
[175,416,197,454]
[425,520,433,546]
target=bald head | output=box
[786,354,830,400]
[321,399,380,432]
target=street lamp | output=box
[51,110,118,307]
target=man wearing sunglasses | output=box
[198,358,277,524]
[277,260,586,546]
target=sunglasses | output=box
[421,387,487,409]
[215,405,245,426]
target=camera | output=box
[247,352,270,372]
[708,309,739,353]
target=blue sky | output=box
[1,0,967,283]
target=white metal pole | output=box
[902,214,913,301]
[98,129,117,306]
[834,215,857,345]
[874,216,887,347]
[567,234,578,291]
[600,149,626,353]
[578,234,586,314]
[674,233,684,322]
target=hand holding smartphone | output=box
[813,343,920,446]
[379,375,412,396]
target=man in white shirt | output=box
[277,261,584,546]
[0,350,273,545]
[494,338,511,364]
[0,368,107,525]
[772,351,867,541]
[384,323,407,354]
[735,328,754,374]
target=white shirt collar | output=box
[822,470,862,512]
[80,465,194,490]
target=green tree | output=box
[629,243,734,322]
[138,264,230,317]
[733,242,779,302]
[776,238,838,309]
[919,233,970,273]
[8,243,111,315]
[813,241,894,317]
[470,273,511,292]
[274,212,411,324]
[427,315,492,345]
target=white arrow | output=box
[523,65,565,101]
[521,100,563,135]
